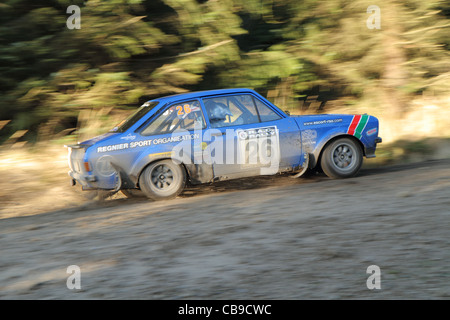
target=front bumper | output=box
[365,136,382,158]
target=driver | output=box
[204,101,233,128]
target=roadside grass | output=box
[0,143,87,219]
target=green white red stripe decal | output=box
[348,114,370,139]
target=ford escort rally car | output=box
[67,88,382,200]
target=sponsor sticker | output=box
[120,133,136,141]
[97,134,200,153]
[236,126,279,169]
[301,129,317,153]
[303,119,343,126]
[366,128,377,136]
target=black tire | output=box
[121,189,146,199]
[138,159,186,200]
[320,137,363,179]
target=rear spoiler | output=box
[64,144,91,149]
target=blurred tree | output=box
[278,0,450,115]
[0,0,177,140]
[0,0,448,142]
[147,0,245,94]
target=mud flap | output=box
[110,163,123,192]
[290,153,310,178]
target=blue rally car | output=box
[67,88,382,200]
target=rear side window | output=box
[141,100,205,135]
[203,94,260,128]
[202,94,282,128]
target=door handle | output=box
[211,132,226,136]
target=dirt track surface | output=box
[1,159,450,299]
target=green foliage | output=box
[0,0,449,141]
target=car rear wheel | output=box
[139,159,186,200]
[320,137,363,179]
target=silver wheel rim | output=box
[150,164,175,190]
[331,143,357,172]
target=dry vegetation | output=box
[329,96,450,144]
[0,145,87,219]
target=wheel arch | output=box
[314,134,365,169]
[136,157,190,189]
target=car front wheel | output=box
[139,159,186,200]
[320,137,363,179]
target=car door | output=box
[201,93,302,180]
[136,99,209,174]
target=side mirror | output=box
[284,110,291,116]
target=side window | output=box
[253,97,282,122]
[203,94,260,128]
[141,100,205,135]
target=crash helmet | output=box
[205,101,233,126]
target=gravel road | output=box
[1,159,450,299]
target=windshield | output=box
[110,101,159,133]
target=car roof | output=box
[148,88,257,105]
